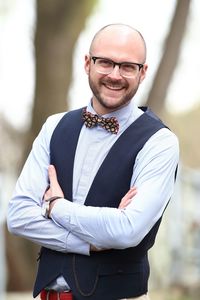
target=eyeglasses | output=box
[90,56,144,78]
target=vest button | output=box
[117,269,123,273]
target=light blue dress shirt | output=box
[7,100,179,291]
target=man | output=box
[7,24,179,300]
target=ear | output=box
[139,64,148,83]
[84,55,91,75]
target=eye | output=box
[121,63,138,73]
[97,58,113,68]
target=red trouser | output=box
[40,290,73,300]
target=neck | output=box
[91,97,131,116]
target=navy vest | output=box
[33,107,165,299]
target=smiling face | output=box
[84,24,148,115]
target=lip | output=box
[103,83,124,91]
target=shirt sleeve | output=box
[51,128,179,249]
[7,114,90,255]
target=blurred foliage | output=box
[164,103,200,168]
[151,287,200,300]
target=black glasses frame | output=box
[91,56,144,71]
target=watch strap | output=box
[45,196,63,203]
[42,196,63,219]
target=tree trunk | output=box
[146,0,191,116]
[27,0,97,153]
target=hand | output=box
[118,186,137,209]
[90,244,102,252]
[44,165,64,215]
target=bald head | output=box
[89,23,147,63]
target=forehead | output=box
[90,26,145,62]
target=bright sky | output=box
[0,0,200,129]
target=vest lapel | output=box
[50,108,84,200]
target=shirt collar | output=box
[86,99,143,130]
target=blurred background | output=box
[0,0,200,299]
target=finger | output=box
[127,186,137,195]
[120,193,134,205]
[123,187,137,199]
[43,189,51,201]
[48,165,64,198]
[129,189,137,198]
[119,198,132,209]
[119,187,137,209]
[119,197,130,209]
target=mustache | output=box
[101,78,126,87]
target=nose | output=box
[107,65,122,79]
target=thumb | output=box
[48,165,64,197]
[48,164,59,186]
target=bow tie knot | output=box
[82,108,119,134]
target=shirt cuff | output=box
[51,198,73,226]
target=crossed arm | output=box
[45,165,136,214]
[7,117,179,254]
[44,165,137,251]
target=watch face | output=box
[41,201,49,218]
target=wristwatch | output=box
[42,196,63,219]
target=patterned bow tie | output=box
[82,108,119,134]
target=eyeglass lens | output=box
[93,57,142,78]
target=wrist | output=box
[42,196,63,219]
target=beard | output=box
[88,75,140,112]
